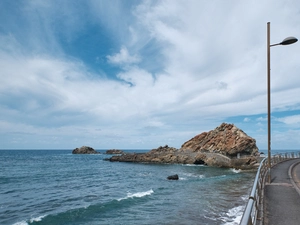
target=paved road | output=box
[264,158,300,225]
[291,160,300,193]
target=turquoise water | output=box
[0,150,257,225]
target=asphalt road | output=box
[264,158,300,225]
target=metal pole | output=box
[267,22,271,183]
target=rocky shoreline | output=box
[105,149,125,154]
[108,123,260,169]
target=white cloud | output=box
[107,46,141,65]
[1,0,300,149]
[244,117,251,122]
[277,115,300,125]
[257,117,267,122]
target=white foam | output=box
[182,172,205,179]
[13,215,47,225]
[221,205,244,225]
[230,168,241,173]
[241,195,248,201]
[13,221,28,225]
[182,164,205,167]
[118,189,154,201]
[29,215,47,223]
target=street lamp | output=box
[267,22,297,183]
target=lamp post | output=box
[267,22,297,183]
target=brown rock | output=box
[72,146,99,154]
[108,123,260,169]
[181,123,258,157]
[105,149,125,154]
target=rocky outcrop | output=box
[108,123,260,169]
[167,174,179,180]
[179,123,259,168]
[109,145,184,164]
[180,123,258,156]
[105,149,125,154]
[72,146,99,154]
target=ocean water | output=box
[0,150,258,225]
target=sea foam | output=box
[29,215,47,223]
[230,168,241,173]
[13,215,47,225]
[221,205,244,225]
[182,172,205,179]
[118,189,154,201]
[13,221,28,225]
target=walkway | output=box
[264,158,300,225]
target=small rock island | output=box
[72,146,99,154]
[108,123,260,169]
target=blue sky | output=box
[1,0,300,150]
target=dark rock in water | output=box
[167,174,179,180]
[105,149,125,154]
[72,146,99,154]
[108,123,260,169]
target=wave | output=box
[15,189,154,225]
[220,194,249,225]
[207,174,227,180]
[13,215,47,225]
[221,205,244,225]
[230,168,241,173]
[181,172,205,179]
[180,172,229,181]
[29,215,47,223]
[117,189,154,201]
[13,221,28,225]
[181,164,206,167]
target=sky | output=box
[1,0,300,150]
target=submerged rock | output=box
[72,146,99,154]
[108,123,260,169]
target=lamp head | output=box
[280,37,298,45]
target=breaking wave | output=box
[117,189,154,201]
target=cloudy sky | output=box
[1,0,300,150]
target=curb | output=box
[288,159,300,196]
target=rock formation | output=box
[72,146,99,154]
[105,149,125,154]
[181,123,258,156]
[167,174,179,180]
[108,123,260,169]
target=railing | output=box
[240,152,300,225]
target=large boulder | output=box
[108,123,260,169]
[180,123,258,157]
[72,146,99,154]
[179,123,259,168]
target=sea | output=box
[0,149,291,225]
